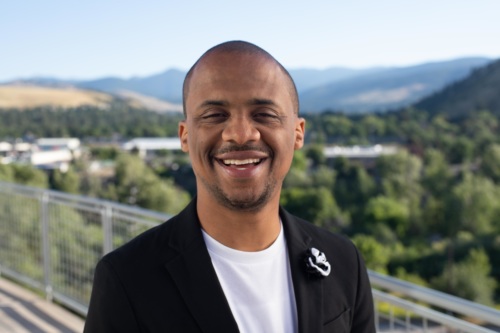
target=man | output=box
[84,41,375,333]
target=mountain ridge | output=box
[1,57,492,113]
[415,58,500,117]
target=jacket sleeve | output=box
[84,258,141,333]
[351,247,376,333]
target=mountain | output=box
[299,57,491,113]
[289,67,387,93]
[76,68,186,103]
[1,57,492,113]
[415,59,500,117]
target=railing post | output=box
[102,204,113,256]
[40,191,53,301]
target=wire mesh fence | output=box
[0,181,170,316]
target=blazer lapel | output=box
[281,208,324,333]
[164,199,239,333]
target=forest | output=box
[1,104,500,308]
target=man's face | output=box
[179,52,305,211]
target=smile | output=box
[222,158,262,166]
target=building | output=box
[122,138,182,158]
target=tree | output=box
[422,149,452,197]
[52,168,80,194]
[445,173,500,236]
[447,136,474,164]
[11,164,48,188]
[364,195,410,239]
[280,187,348,230]
[360,115,386,137]
[110,153,190,214]
[352,234,390,274]
[376,151,423,235]
[431,248,496,305]
[322,115,352,137]
[305,144,326,167]
[310,166,336,189]
[479,143,500,183]
[333,158,375,230]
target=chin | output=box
[214,185,276,212]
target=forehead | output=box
[186,52,294,109]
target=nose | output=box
[221,116,260,144]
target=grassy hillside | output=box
[0,84,183,113]
[0,85,112,109]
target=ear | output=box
[178,121,189,152]
[294,117,305,150]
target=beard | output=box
[199,176,277,213]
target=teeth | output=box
[223,158,261,165]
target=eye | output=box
[253,110,282,123]
[199,110,229,123]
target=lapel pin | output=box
[305,247,331,278]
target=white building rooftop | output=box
[122,138,182,151]
[323,144,398,159]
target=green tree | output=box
[360,115,386,137]
[364,195,410,238]
[11,164,48,188]
[52,168,80,194]
[431,248,496,305]
[305,144,326,167]
[480,143,500,183]
[352,234,390,274]
[322,115,352,137]
[280,187,348,230]
[422,149,452,197]
[446,173,500,236]
[376,151,423,235]
[110,153,190,214]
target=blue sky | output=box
[2,0,499,81]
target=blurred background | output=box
[1,0,500,330]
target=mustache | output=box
[212,144,272,156]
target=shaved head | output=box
[182,40,299,117]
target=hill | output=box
[0,85,112,109]
[0,84,183,113]
[2,57,491,113]
[299,58,491,113]
[415,58,500,117]
[76,68,186,103]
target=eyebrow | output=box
[247,98,278,107]
[199,100,229,108]
[199,98,278,108]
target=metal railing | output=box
[1,181,499,332]
[0,181,170,315]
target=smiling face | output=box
[179,51,305,212]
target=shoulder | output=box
[100,199,200,272]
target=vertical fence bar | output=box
[102,204,113,255]
[40,191,53,301]
[390,306,394,331]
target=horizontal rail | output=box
[373,290,497,333]
[369,270,500,327]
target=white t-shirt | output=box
[202,224,298,333]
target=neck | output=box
[196,195,281,252]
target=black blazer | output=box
[84,199,375,332]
